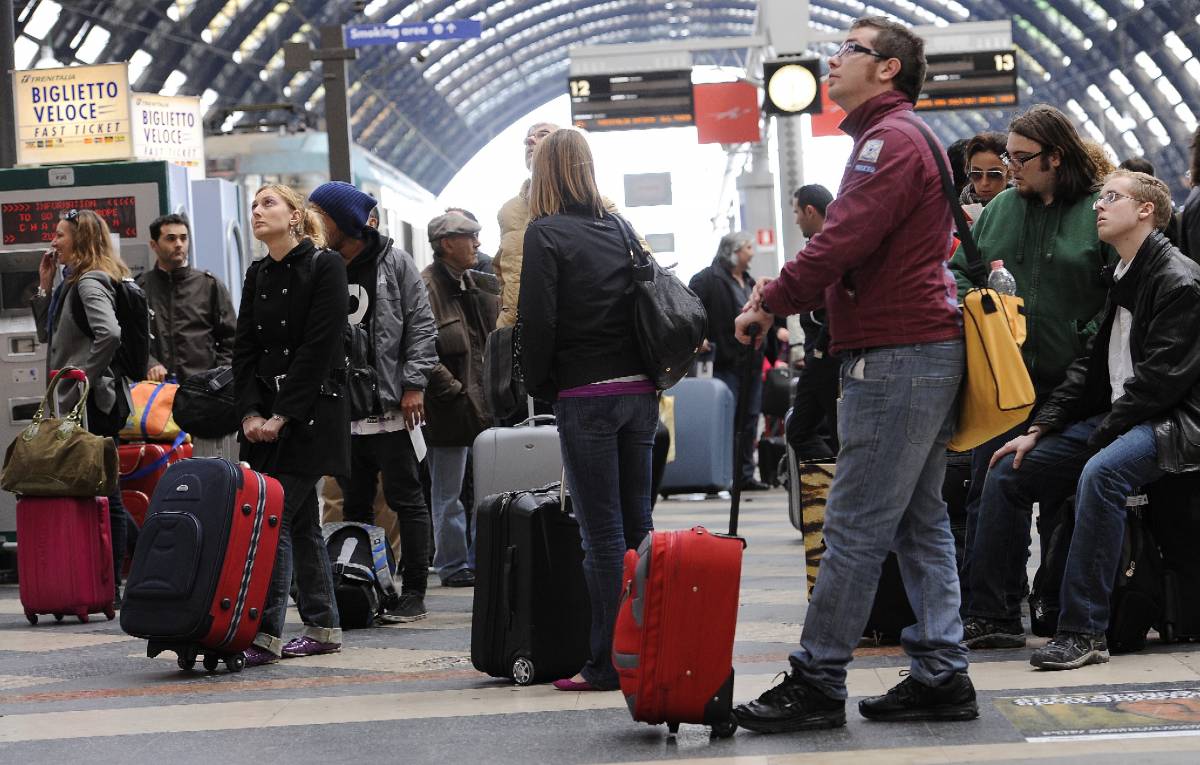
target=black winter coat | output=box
[233,240,351,478]
[1033,230,1200,472]
[688,257,762,372]
[519,209,645,399]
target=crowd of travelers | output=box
[20,9,1200,740]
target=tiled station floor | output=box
[2,489,1200,764]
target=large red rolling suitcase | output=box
[17,496,115,624]
[612,331,757,738]
[120,458,283,673]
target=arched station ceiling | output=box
[15,0,1200,195]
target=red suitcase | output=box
[612,330,758,738]
[121,490,150,527]
[118,438,193,500]
[120,458,284,672]
[17,496,115,624]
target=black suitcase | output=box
[762,367,796,418]
[470,484,590,685]
[650,418,670,509]
[1149,475,1200,642]
[943,450,972,568]
[758,436,786,487]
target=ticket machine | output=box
[0,160,193,545]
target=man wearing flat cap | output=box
[309,181,438,622]
[421,211,500,589]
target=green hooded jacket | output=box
[949,186,1116,393]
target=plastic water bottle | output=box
[987,260,1017,295]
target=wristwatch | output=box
[34,286,48,298]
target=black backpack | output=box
[173,366,239,437]
[322,522,400,629]
[70,274,151,380]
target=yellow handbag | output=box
[120,380,189,443]
[948,288,1035,452]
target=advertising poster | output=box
[131,93,205,179]
[13,61,133,166]
[996,688,1200,741]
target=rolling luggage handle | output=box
[727,324,760,538]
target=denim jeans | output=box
[428,445,473,581]
[789,341,967,698]
[254,473,341,656]
[337,430,430,596]
[965,414,1163,635]
[716,367,764,483]
[555,392,657,689]
[959,419,1028,612]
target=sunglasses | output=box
[968,170,1007,182]
[62,208,79,222]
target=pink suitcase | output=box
[17,496,116,624]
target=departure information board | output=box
[1,195,139,244]
[916,49,1020,111]
[568,70,694,132]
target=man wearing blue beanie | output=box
[310,181,439,623]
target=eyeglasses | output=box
[968,170,1007,182]
[1000,150,1045,169]
[62,209,79,222]
[1092,191,1136,210]
[833,41,890,60]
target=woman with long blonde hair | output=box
[31,208,136,604]
[233,183,348,666]
[519,130,657,691]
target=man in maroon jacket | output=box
[733,16,976,733]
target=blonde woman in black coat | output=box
[234,184,349,666]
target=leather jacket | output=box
[1032,230,1200,472]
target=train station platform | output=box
[2,490,1200,764]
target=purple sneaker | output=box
[243,645,279,667]
[280,635,342,658]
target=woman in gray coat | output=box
[31,208,134,603]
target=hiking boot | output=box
[443,569,476,588]
[243,645,279,667]
[379,593,428,623]
[962,617,1026,649]
[859,672,979,722]
[280,635,341,658]
[1030,631,1109,671]
[733,670,846,733]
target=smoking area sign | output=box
[12,62,133,166]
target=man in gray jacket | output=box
[309,182,438,622]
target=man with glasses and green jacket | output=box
[948,104,1117,646]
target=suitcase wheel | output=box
[709,718,738,739]
[77,612,90,624]
[177,655,197,672]
[225,654,245,673]
[25,611,36,626]
[202,654,221,673]
[103,608,115,621]
[54,614,64,623]
[667,722,680,735]
[511,656,535,686]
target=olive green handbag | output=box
[1,367,118,497]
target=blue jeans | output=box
[789,341,967,698]
[715,367,763,483]
[428,446,473,581]
[254,473,341,656]
[965,414,1162,635]
[554,392,657,689]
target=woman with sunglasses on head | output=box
[234,184,349,667]
[960,132,1010,209]
[30,209,135,606]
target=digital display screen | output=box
[1,196,139,245]
[915,50,1020,112]
[569,70,695,132]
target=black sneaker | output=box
[378,593,427,624]
[859,672,979,722]
[443,569,476,588]
[733,671,846,733]
[962,617,1026,649]
[1030,631,1109,671]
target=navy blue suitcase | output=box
[660,378,734,496]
